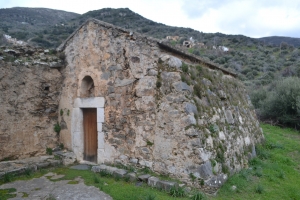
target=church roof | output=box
[57,18,237,77]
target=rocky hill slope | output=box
[1,7,300,92]
[0,7,79,47]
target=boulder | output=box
[173,82,192,93]
[168,56,182,69]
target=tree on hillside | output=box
[251,77,300,128]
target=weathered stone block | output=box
[135,96,155,111]
[101,72,111,80]
[138,174,151,182]
[148,69,158,76]
[36,162,50,169]
[198,161,213,179]
[115,78,135,87]
[74,97,105,108]
[135,77,156,97]
[157,180,178,192]
[106,166,118,174]
[108,65,122,71]
[148,176,160,187]
[139,160,153,168]
[91,165,101,173]
[130,158,138,164]
[205,173,228,188]
[119,155,128,162]
[224,110,234,124]
[184,103,198,115]
[97,123,102,132]
[97,108,104,122]
[98,132,105,149]
[113,169,128,178]
[173,81,192,93]
[127,172,137,182]
[161,71,181,82]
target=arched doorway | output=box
[72,75,105,163]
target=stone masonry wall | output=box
[59,19,264,190]
[0,46,63,160]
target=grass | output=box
[50,168,190,200]
[213,124,300,200]
[0,188,17,199]
[0,124,299,200]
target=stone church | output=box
[0,18,264,188]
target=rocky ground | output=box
[0,171,112,200]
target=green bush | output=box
[251,77,300,128]
[182,63,189,73]
[3,173,13,183]
[46,147,53,155]
[54,123,61,134]
[255,184,264,194]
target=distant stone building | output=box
[166,36,180,41]
[0,18,264,190]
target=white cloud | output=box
[0,0,300,38]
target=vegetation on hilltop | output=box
[0,7,79,47]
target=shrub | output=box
[46,148,53,155]
[144,193,156,200]
[141,167,151,174]
[3,173,13,183]
[99,170,110,177]
[255,184,264,194]
[58,52,66,60]
[25,168,33,177]
[124,176,130,182]
[196,65,202,72]
[222,163,229,174]
[182,62,189,73]
[59,143,64,149]
[194,84,201,98]
[94,175,100,183]
[156,81,162,88]
[190,191,206,200]
[169,186,186,197]
[54,123,61,134]
[252,77,300,128]
[189,173,197,182]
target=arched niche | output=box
[80,76,95,97]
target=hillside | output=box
[258,36,300,47]
[0,7,79,47]
[1,7,300,93]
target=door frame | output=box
[71,97,105,163]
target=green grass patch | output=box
[67,180,79,184]
[0,188,17,199]
[22,192,29,197]
[213,124,300,200]
[50,167,190,200]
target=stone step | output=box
[138,174,151,182]
[91,164,181,193]
[0,156,62,179]
[113,169,128,178]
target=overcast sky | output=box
[1,0,300,38]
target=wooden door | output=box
[83,108,97,162]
